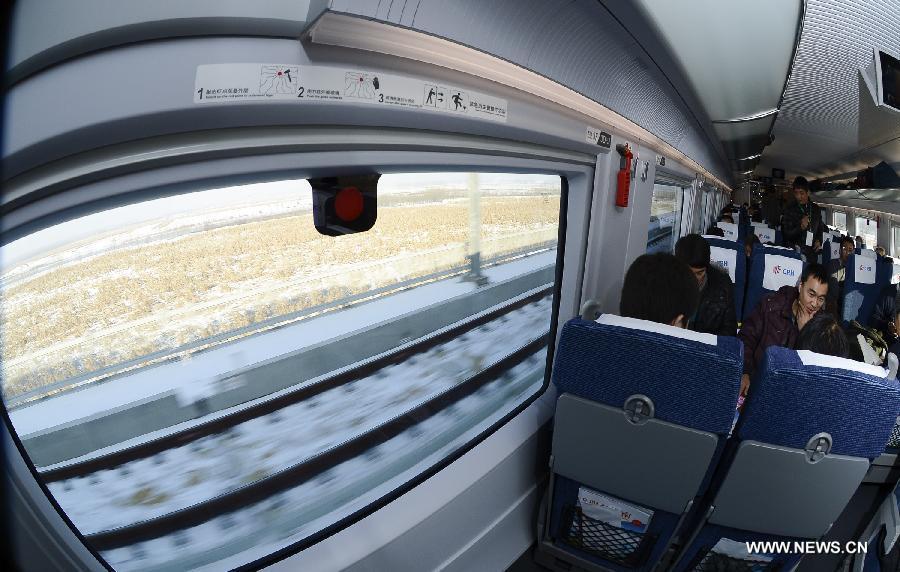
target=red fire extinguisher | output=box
[616,143,633,207]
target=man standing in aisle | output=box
[782,176,824,252]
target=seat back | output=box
[674,347,900,571]
[843,254,884,324]
[751,224,777,246]
[823,235,842,268]
[744,244,804,319]
[704,236,747,322]
[543,316,743,571]
[717,221,739,242]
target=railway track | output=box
[40,287,555,557]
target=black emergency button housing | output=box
[310,174,379,236]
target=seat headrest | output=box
[553,317,743,434]
[596,314,716,345]
[796,350,888,378]
[737,346,900,459]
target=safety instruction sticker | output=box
[854,256,876,285]
[763,254,802,291]
[716,221,738,241]
[576,487,653,534]
[193,63,508,122]
[585,126,612,148]
[830,241,840,261]
[710,246,737,283]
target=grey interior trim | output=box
[769,0,807,138]
[5,420,107,571]
[3,126,594,208]
[552,393,717,515]
[5,18,303,88]
[712,108,780,124]
[2,128,594,245]
[709,440,870,538]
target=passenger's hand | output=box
[800,215,810,230]
[797,306,815,331]
[740,374,750,396]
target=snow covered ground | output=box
[45,295,552,536]
[100,352,547,572]
[10,250,556,438]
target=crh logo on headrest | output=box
[716,260,729,268]
[772,265,796,277]
[859,264,873,272]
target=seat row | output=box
[535,314,900,571]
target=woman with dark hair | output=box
[795,312,850,358]
[620,253,700,328]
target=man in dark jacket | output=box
[737,263,830,395]
[871,285,900,342]
[781,176,825,250]
[674,234,738,337]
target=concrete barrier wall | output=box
[23,266,554,467]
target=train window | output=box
[893,225,900,258]
[855,216,878,248]
[647,183,683,253]
[1,172,561,570]
[833,211,848,232]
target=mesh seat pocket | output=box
[557,505,657,568]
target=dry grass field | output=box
[1,194,559,398]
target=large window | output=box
[2,172,562,571]
[646,183,683,253]
[833,211,847,232]
[855,216,878,249]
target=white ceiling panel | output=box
[635,0,801,122]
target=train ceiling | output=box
[636,0,900,186]
[758,0,900,183]
[634,0,801,185]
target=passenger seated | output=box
[737,263,829,395]
[719,213,735,224]
[674,234,738,336]
[795,312,850,358]
[856,235,865,250]
[619,252,699,328]
[705,225,726,237]
[871,285,899,342]
[828,236,854,282]
[876,246,887,258]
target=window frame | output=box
[893,224,900,259]
[2,141,596,571]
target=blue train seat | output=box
[743,244,804,320]
[750,223,777,246]
[842,254,887,325]
[673,347,900,571]
[703,236,746,323]
[716,221,739,242]
[822,235,842,268]
[537,315,742,572]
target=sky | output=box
[1,173,560,271]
